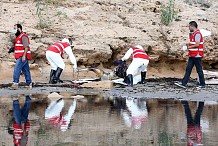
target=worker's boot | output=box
[124,76,129,84]
[127,74,133,87]
[9,82,19,90]
[139,72,146,84]
[49,69,56,84]
[53,67,63,84]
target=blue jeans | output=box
[182,57,205,86]
[13,95,31,125]
[13,57,32,85]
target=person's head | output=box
[62,38,74,48]
[14,24,23,37]
[189,21,198,32]
[135,45,144,50]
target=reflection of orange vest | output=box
[187,125,202,146]
[13,121,30,146]
[14,32,31,60]
[132,47,149,60]
[131,115,147,128]
[47,42,70,57]
[188,30,204,57]
[46,112,67,129]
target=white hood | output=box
[62,38,70,45]
[135,45,144,50]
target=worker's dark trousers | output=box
[182,57,205,86]
[181,100,204,126]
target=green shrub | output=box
[161,0,176,26]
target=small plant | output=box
[161,0,176,26]
[35,0,67,29]
[36,0,50,29]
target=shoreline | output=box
[0,77,217,102]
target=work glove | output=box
[8,47,14,53]
[113,60,124,65]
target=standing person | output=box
[10,24,32,90]
[121,45,149,86]
[13,95,31,146]
[175,21,206,89]
[46,38,77,84]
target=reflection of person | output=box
[46,38,77,84]
[122,97,148,129]
[13,95,31,146]
[45,98,77,131]
[121,45,149,86]
[181,101,204,146]
[109,97,126,116]
[9,24,32,90]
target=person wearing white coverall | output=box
[45,98,77,131]
[121,45,149,86]
[46,38,77,84]
[122,97,148,129]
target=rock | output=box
[47,92,63,100]
[81,80,113,90]
[71,95,85,99]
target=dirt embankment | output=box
[0,0,218,83]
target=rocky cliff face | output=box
[0,0,217,81]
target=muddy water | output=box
[0,93,218,146]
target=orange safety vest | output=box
[188,30,204,57]
[14,32,31,60]
[13,121,30,146]
[47,42,70,57]
[132,47,149,60]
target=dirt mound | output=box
[0,0,217,83]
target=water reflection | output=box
[45,93,77,132]
[110,97,148,129]
[10,95,31,146]
[0,94,217,146]
[182,101,204,146]
[121,97,148,129]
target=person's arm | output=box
[121,48,133,61]
[64,46,77,70]
[188,34,201,49]
[22,36,29,62]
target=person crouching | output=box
[121,45,149,86]
[46,38,77,84]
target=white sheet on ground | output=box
[200,29,211,37]
[72,78,100,84]
[205,78,218,85]
[203,70,218,77]
[113,75,141,85]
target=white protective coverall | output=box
[45,98,77,131]
[46,38,77,71]
[121,45,149,75]
[122,97,148,129]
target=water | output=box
[0,93,218,146]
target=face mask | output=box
[9,29,17,34]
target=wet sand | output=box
[0,78,217,102]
